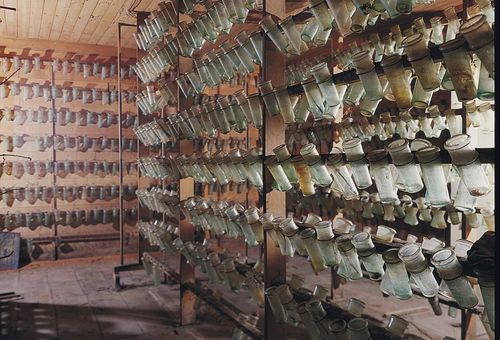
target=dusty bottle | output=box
[431,248,478,308]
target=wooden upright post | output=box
[262,3,287,339]
[177,4,197,325]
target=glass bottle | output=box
[347,297,366,316]
[247,93,263,128]
[314,220,341,267]
[439,38,477,101]
[431,248,478,308]
[291,155,314,195]
[265,156,293,192]
[343,138,372,189]
[464,99,481,127]
[430,16,444,45]
[474,265,495,331]
[411,77,435,109]
[430,208,447,229]
[444,109,462,137]
[347,318,371,340]
[399,244,439,297]
[234,43,256,74]
[366,150,398,204]
[380,54,412,110]
[428,105,446,138]
[297,302,321,339]
[382,248,413,300]
[306,300,330,337]
[351,51,383,101]
[480,208,494,231]
[276,284,301,326]
[459,15,494,79]
[402,33,440,91]
[301,17,319,43]
[300,228,328,272]
[274,87,295,124]
[329,319,350,339]
[350,10,369,33]
[344,81,365,107]
[351,232,385,280]
[301,78,325,120]
[273,144,298,184]
[477,62,494,101]
[326,154,359,200]
[310,62,341,108]
[326,0,354,37]
[386,314,409,337]
[242,151,263,190]
[444,134,490,196]
[235,30,259,67]
[285,219,310,257]
[279,16,308,54]
[386,139,424,193]
[259,15,289,54]
[308,0,333,31]
[261,213,279,248]
[245,207,264,243]
[476,0,494,24]
[265,286,288,323]
[415,146,451,208]
[336,235,363,280]
[248,30,264,65]
[258,80,280,117]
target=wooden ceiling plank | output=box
[59,0,86,42]
[71,0,100,41]
[49,0,71,40]
[38,0,58,40]
[28,0,45,39]
[96,0,135,46]
[3,0,17,37]
[78,0,113,44]
[17,0,31,38]
[88,0,126,44]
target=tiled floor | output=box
[0,244,492,340]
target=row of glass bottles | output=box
[140,221,265,305]
[333,3,493,67]
[0,82,134,104]
[181,196,264,246]
[0,159,137,179]
[1,135,137,153]
[0,207,138,230]
[136,80,177,115]
[266,279,408,339]
[1,109,137,129]
[133,36,178,83]
[137,148,263,188]
[177,34,262,95]
[1,184,136,205]
[0,56,135,80]
[267,136,490,201]
[136,185,179,217]
[134,92,264,146]
[262,211,487,311]
[133,1,177,52]
[336,189,495,231]
[178,0,255,38]
[138,220,179,253]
